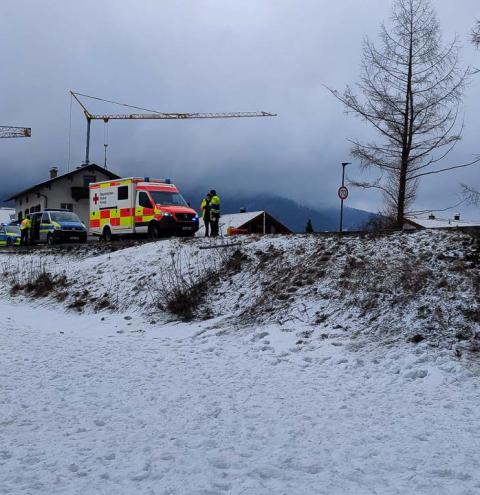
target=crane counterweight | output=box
[0,126,31,138]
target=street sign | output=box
[338,186,349,200]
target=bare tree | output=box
[462,184,480,206]
[459,21,480,204]
[473,20,480,47]
[328,0,477,227]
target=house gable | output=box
[7,164,121,224]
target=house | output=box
[0,207,15,224]
[404,213,480,230]
[197,210,292,236]
[5,164,120,226]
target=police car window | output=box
[149,191,188,207]
[49,211,81,222]
[118,186,128,201]
[41,213,50,223]
[139,192,152,208]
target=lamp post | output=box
[338,162,351,233]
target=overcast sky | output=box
[1,0,479,217]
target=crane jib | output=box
[89,112,277,120]
[69,90,276,164]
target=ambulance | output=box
[89,178,199,240]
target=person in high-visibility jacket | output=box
[200,192,212,237]
[19,216,31,246]
[209,190,221,237]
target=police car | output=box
[0,224,21,246]
[30,209,88,245]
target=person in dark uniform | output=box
[200,192,212,237]
[209,190,221,237]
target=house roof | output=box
[5,164,120,201]
[197,211,291,236]
[404,214,480,229]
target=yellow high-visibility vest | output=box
[20,218,31,230]
[210,195,220,212]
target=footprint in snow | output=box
[209,456,230,470]
[405,369,428,380]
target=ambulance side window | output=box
[138,192,152,208]
[118,186,128,201]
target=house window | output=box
[25,208,30,215]
[61,203,73,212]
[19,199,23,206]
[83,175,96,187]
[18,211,23,221]
[118,186,128,201]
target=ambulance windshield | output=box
[149,191,188,207]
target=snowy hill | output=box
[1,230,478,348]
[1,230,479,494]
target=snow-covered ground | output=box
[1,231,479,493]
[1,300,480,494]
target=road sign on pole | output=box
[339,162,351,233]
[338,186,349,200]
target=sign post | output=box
[339,162,351,233]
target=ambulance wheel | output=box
[148,222,161,240]
[47,234,55,246]
[102,227,113,243]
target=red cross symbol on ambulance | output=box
[93,193,100,205]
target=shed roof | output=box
[197,211,292,237]
[5,164,120,201]
[404,214,480,229]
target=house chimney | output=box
[454,213,460,221]
[49,166,58,179]
[428,213,435,220]
[239,207,246,213]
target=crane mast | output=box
[70,91,276,165]
[0,126,31,138]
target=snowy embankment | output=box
[0,230,479,494]
[1,230,478,349]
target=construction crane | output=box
[0,126,31,138]
[70,91,276,165]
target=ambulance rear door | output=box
[110,180,133,233]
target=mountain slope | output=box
[184,191,375,232]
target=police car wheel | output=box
[6,237,14,247]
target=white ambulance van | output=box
[89,177,199,240]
